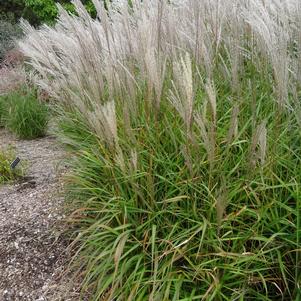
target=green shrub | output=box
[23,0,97,25]
[0,146,23,183]
[5,88,48,139]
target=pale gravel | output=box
[0,129,81,301]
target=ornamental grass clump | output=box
[20,0,301,300]
[4,88,48,139]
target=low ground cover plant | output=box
[1,87,48,139]
[0,146,23,183]
[20,0,301,300]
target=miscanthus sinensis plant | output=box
[20,0,301,299]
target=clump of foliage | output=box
[0,146,23,183]
[0,0,97,26]
[5,88,48,139]
[23,0,60,25]
[20,0,301,300]
[0,0,39,25]
[24,0,97,24]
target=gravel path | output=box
[0,129,78,301]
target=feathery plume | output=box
[169,53,194,133]
[250,121,268,167]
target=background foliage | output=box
[0,0,97,26]
[0,0,98,62]
[0,20,23,62]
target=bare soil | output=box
[0,129,79,301]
